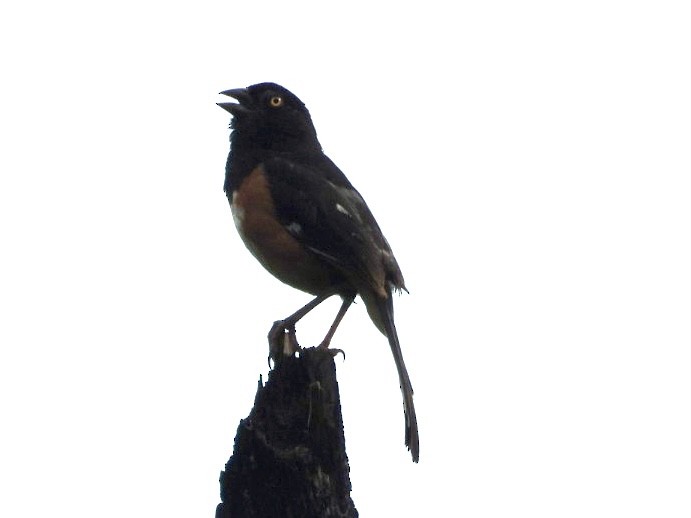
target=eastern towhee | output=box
[218,82,419,462]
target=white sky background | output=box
[1,1,689,516]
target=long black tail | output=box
[369,292,419,462]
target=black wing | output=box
[263,156,405,297]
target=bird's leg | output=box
[267,288,343,362]
[319,296,354,358]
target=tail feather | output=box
[369,291,419,462]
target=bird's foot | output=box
[268,320,301,365]
[318,340,346,360]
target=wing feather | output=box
[263,157,405,295]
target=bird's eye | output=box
[268,96,284,108]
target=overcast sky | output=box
[1,1,689,517]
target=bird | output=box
[218,82,419,462]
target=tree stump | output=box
[215,342,358,518]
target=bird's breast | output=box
[230,165,335,295]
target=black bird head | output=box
[218,82,321,154]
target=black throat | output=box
[224,127,322,196]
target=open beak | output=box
[217,88,253,115]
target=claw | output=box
[267,320,301,364]
[318,341,346,360]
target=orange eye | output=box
[269,96,284,108]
